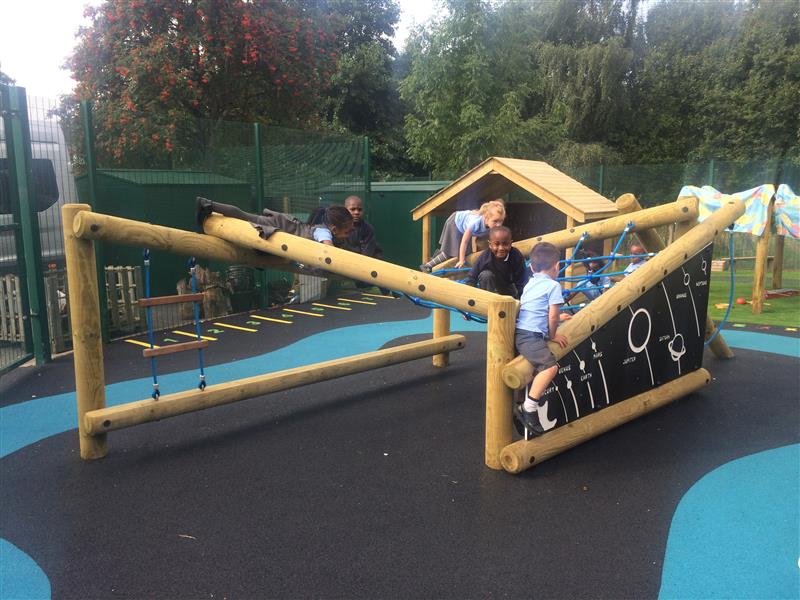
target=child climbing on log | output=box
[463,226,529,298]
[420,199,506,272]
[195,197,353,245]
[514,242,569,439]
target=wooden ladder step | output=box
[139,293,204,308]
[142,339,209,358]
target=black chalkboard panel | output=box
[535,243,713,429]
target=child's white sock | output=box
[523,397,539,413]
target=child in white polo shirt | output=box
[514,242,569,438]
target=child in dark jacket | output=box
[463,226,529,298]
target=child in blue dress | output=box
[420,199,506,272]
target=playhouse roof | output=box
[411,157,618,222]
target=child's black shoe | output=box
[513,402,544,439]
[195,197,213,233]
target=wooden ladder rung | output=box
[142,339,209,358]
[139,293,204,308]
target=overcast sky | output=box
[0,0,439,98]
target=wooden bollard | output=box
[500,368,711,473]
[485,297,519,469]
[62,204,108,459]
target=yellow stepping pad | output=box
[172,330,218,341]
[251,314,293,324]
[338,297,376,305]
[359,292,397,299]
[212,322,257,333]
[124,339,159,349]
[313,302,351,311]
[284,308,324,318]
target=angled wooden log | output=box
[84,335,466,435]
[502,198,745,390]
[433,197,699,272]
[72,209,298,273]
[202,213,506,318]
[500,368,711,474]
[615,194,733,359]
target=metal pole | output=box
[3,85,50,363]
[362,136,371,218]
[81,100,109,342]
[253,122,268,308]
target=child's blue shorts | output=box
[515,329,557,370]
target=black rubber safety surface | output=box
[1,300,798,599]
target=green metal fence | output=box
[70,104,370,340]
[1,83,798,377]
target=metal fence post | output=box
[253,122,268,308]
[80,100,109,342]
[2,85,51,364]
[362,136,371,217]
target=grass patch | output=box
[707,268,800,328]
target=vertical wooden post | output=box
[422,214,431,263]
[62,204,108,459]
[485,297,517,469]
[772,235,784,289]
[752,196,775,314]
[432,309,451,368]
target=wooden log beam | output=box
[615,194,733,359]
[485,297,518,469]
[752,194,776,314]
[85,334,467,435]
[202,213,504,317]
[62,204,108,459]
[502,198,745,390]
[772,235,785,289]
[432,308,451,368]
[433,197,699,272]
[500,368,711,474]
[71,209,298,273]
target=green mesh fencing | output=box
[262,125,367,216]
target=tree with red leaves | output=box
[66,0,338,166]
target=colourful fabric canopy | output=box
[680,184,774,236]
[773,184,799,239]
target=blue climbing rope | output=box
[397,265,488,323]
[558,232,589,276]
[142,249,160,399]
[398,292,488,323]
[188,258,207,390]
[705,233,736,347]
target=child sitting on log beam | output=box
[514,242,569,439]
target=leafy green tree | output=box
[66,0,338,167]
[401,0,562,173]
